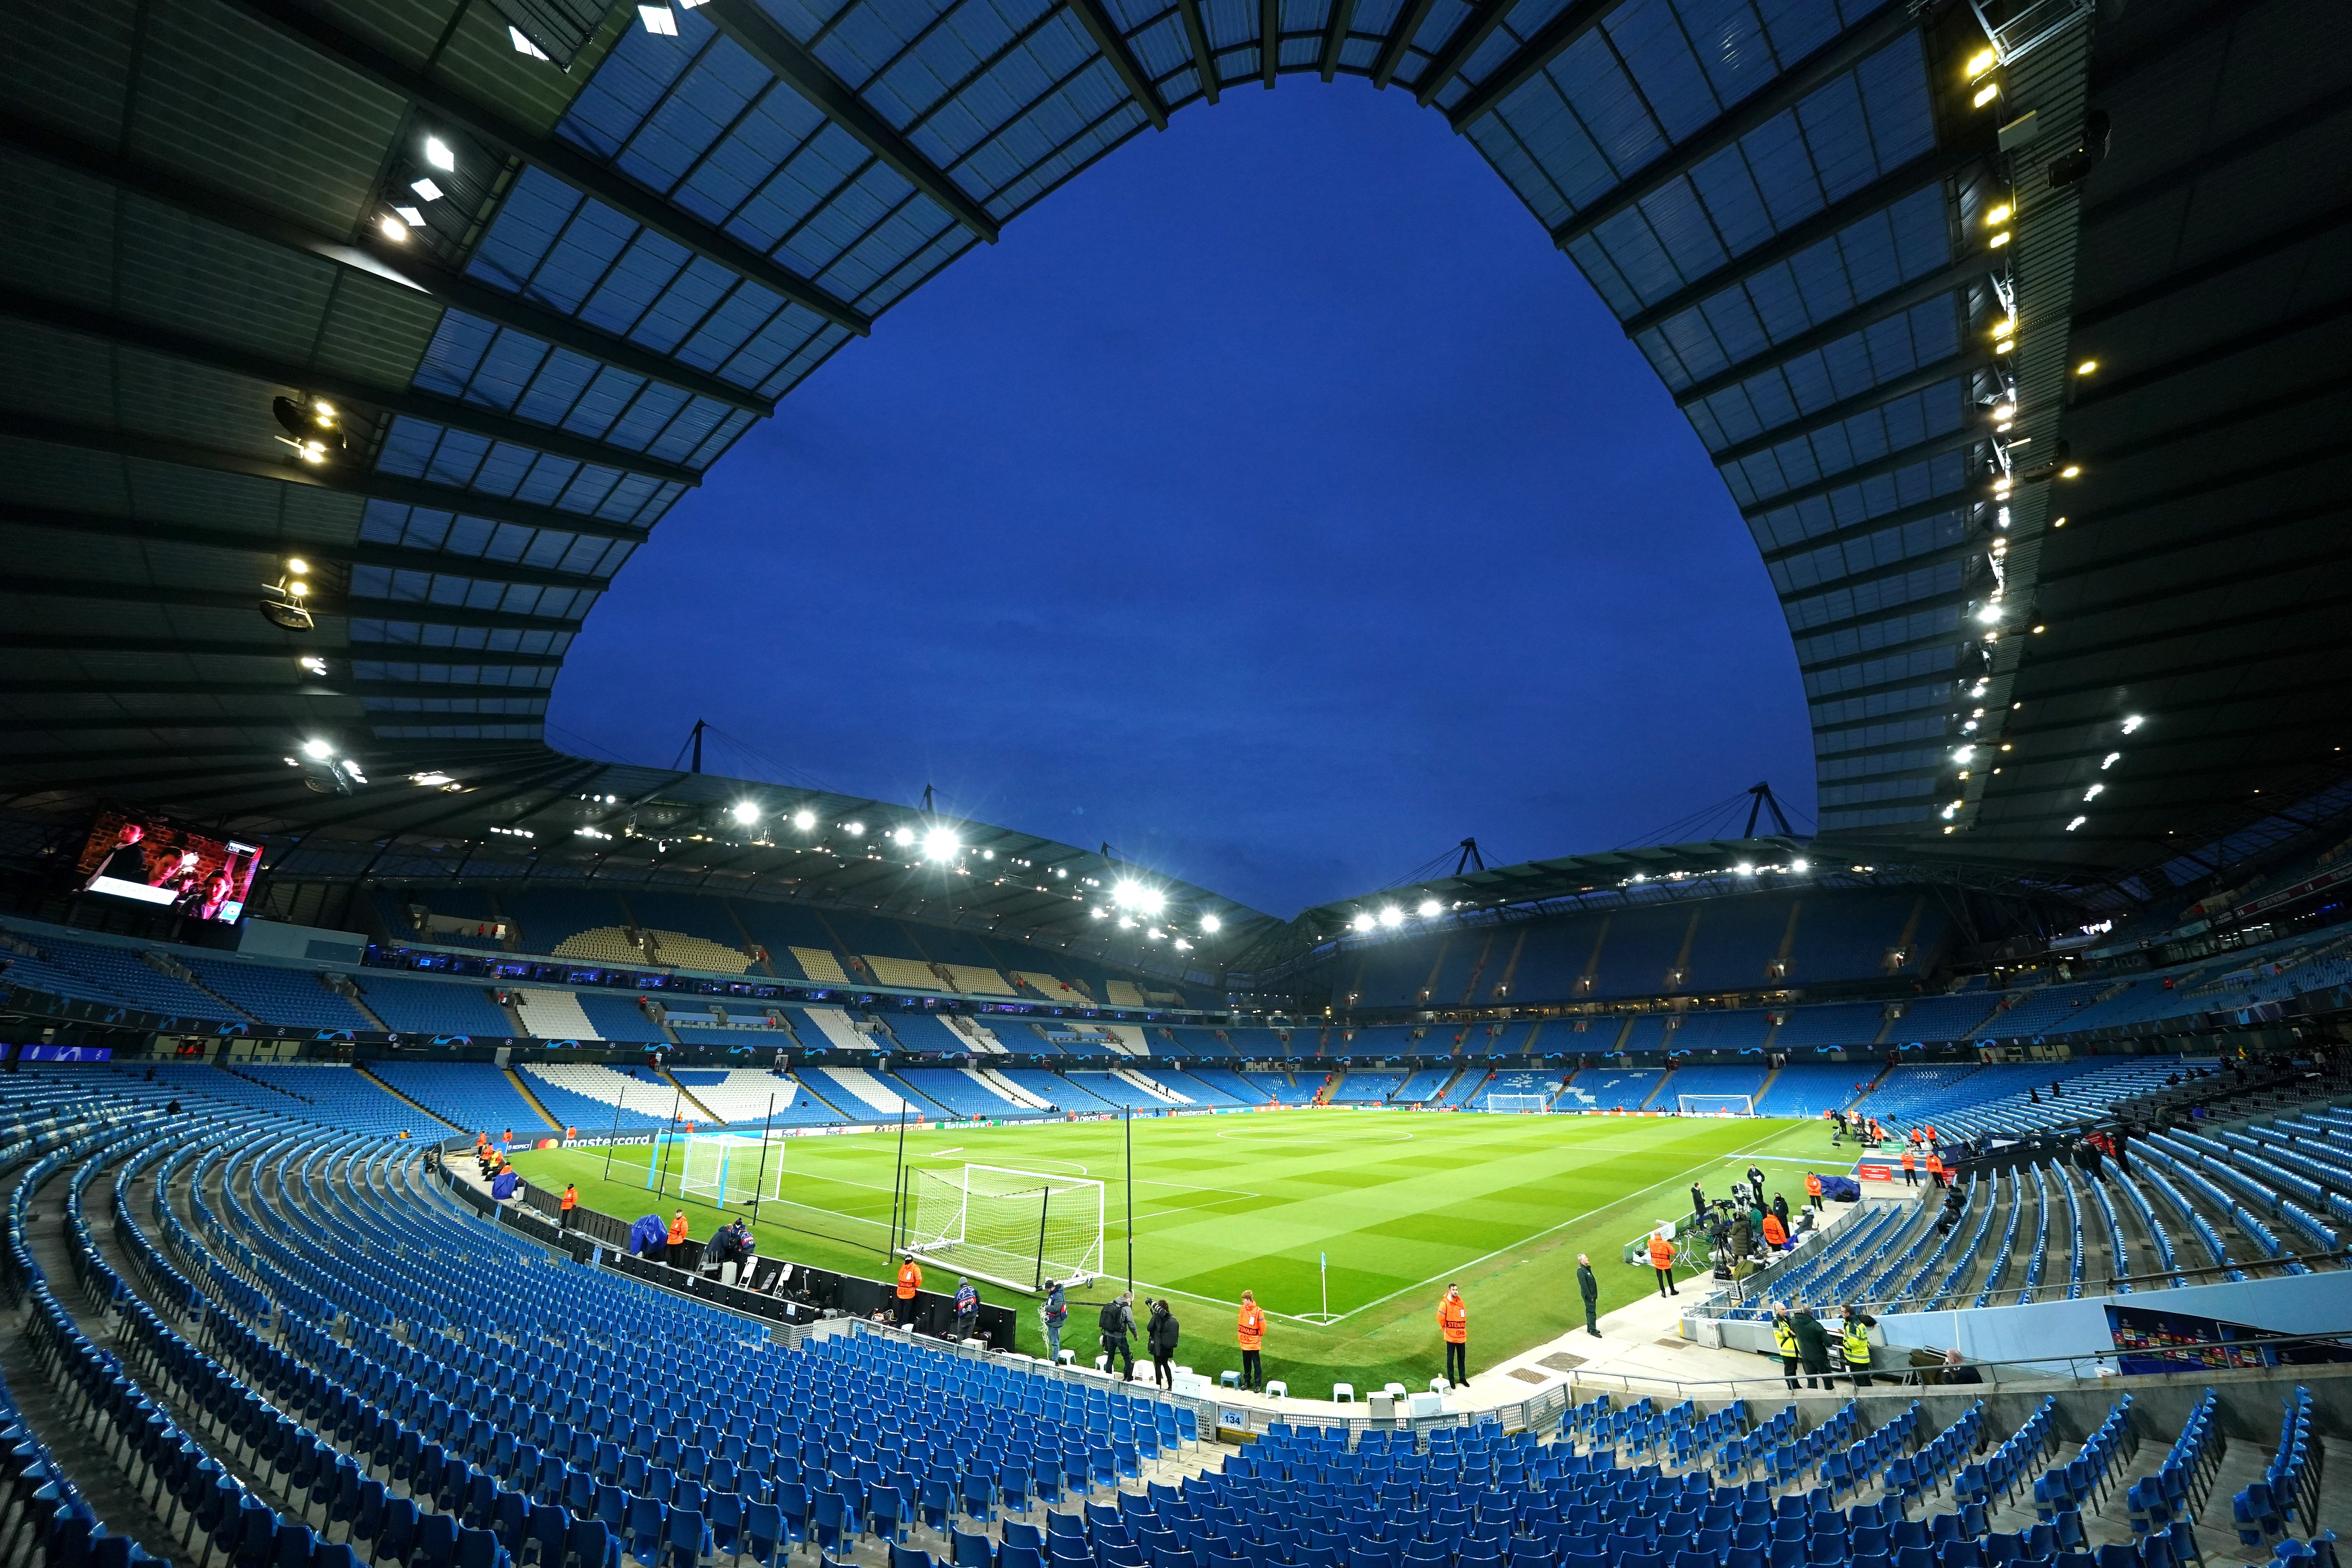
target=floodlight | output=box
[1977,605,2000,624]
[2121,715,2145,734]
[2059,465,2081,478]
[844,820,864,835]
[303,738,333,759]
[1965,49,1995,76]
[923,828,959,861]
[1733,863,1754,877]
[1351,913,1374,932]
[377,215,408,242]
[2102,752,2121,769]
[1954,746,1975,763]
[1417,898,1441,917]
[2075,360,2098,376]
[1791,858,1808,873]
[1118,916,1136,930]
[423,136,456,172]
[792,809,815,829]
[1200,915,1221,933]
[1989,231,2011,249]
[299,656,328,675]
[1091,906,1107,919]
[2067,816,2087,831]
[730,801,760,825]
[411,772,454,788]
[1378,906,1404,927]
[1972,82,1999,107]
[2084,784,2103,801]
[891,826,915,846]
[1993,403,2014,420]
[1987,204,2012,225]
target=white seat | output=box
[1056,1349,1075,1365]
[1332,1383,1354,1403]
[1429,1377,1450,1394]
[1383,1382,1408,1399]
[1265,1380,1287,1400]
[1095,1354,1111,1371]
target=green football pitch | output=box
[509,1110,1838,1395]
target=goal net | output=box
[1485,1094,1551,1113]
[905,1164,1105,1292]
[679,1132,771,1206]
[1678,1094,1757,1117]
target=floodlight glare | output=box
[922,828,959,861]
[2067,816,2087,831]
[1378,906,1404,927]
[1733,863,1755,877]
[891,826,915,846]
[1987,204,2013,225]
[1972,82,1999,107]
[2084,784,2103,801]
[377,215,407,242]
[1417,898,1442,917]
[730,801,760,825]
[1090,906,1107,919]
[299,656,327,675]
[792,809,815,830]
[1791,858,1809,873]
[2121,715,2145,734]
[1350,913,1375,932]
[423,136,456,172]
[1200,915,1221,933]
[302,738,333,759]
[2102,752,2121,769]
[1954,746,1976,764]
[1977,604,2001,624]
[1965,49,1995,76]
[843,820,865,836]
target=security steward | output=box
[1236,1290,1266,1392]
[1437,1285,1468,1388]
[894,1251,924,1327]
[1647,1228,1679,1297]
[1804,1171,1824,1211]
[1761,1209,1788,1252]
[1900,1146,1918,1185]
[1772,1302,1802,1390]
[1841,1303,1878,1388]
[559,1183,579,1231]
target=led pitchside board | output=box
[75,808,261,925]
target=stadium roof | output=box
[2,0,2345,937]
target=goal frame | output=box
[678,1131,771,1206]
[903,1163,1105,1294]
[1484,1093,1552,1113]
[1678,1094,1757,1117]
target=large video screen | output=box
[75,810,261,925]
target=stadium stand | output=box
[366,1061,551,1138]
[353,975,518,1037]
[1564,1069,1663,1112]
[1660,1063,1768,1109]
[668,1068,840,1127]
[179,958,374,1033]
[224,1063,436,1138]
[1753,1064,1866,1118]
[522,1063,677,1131]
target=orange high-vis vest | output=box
[1647,1234,1675,1270]
[1901,1149,1916,1171]
[1805,1173,1823,1197]
[1926,1125,1939,1141]
[668,1214,689,1245]
[897,1260,922,1299]
[1926,1155,1944,1178]
[1762,1214,1788,1247]
[1237,1303,1265,1350]
[560,1189,576,1211]
[1438,1295,1467,1344]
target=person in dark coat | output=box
[1146,1299,1180,1388]
[1690,1183,1708,1227]
[1576,1254,1601,1338]
[1770,1192,1790,1228]
[2078,1138,2106,1184]
[1789,1305,1832,1390]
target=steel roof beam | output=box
[0,296,701,487]
[1766,491,1982,570]
[1369,0,1442,89]
[1621,143,1987,338]
[1415,0,1515,109]
[1179,0,1221,100]
[1792,586,1971,646]
[0,506,617,593]
[0,633,565,668]
[1675,253,1986,409]
[0,413,654,543]
[1062,0,1171,129]
[2072,202,2352,333]
[2069,296,2352,414]
[2034,500,2343,588]
[1540,0,1916,229]
[229,0,869,335]
[700,0,1000,243]
[1712,352,1993,466]
[0,113,776,418]
[1260,0,1279,88]
[2,576,590,633]
[2061,438,2352,532]
[1442,0,1633,127]
[0,679,551,702]
[1742,424,1985,519]
[1317,0,1357,80]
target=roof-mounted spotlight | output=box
[1377,906,1404,927]
[272,397,344,466]
[1417,898,1442,917]
[423,136,456,172]
[730,801,761,826]
[1350,912,1375,933]
[922,827,960,862]
[791,809,816,830]
[1200,914,1222,934]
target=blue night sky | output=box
[550,78,1816,919]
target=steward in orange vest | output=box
[892,1254,923,1327]
[1762,1212,1788,1249]
[1236,1292,1266,1392]
[1805,1172,1824,1210]
[1646,1231,1678,1298]
[1437,1286,1468,1388]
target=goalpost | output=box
[679,1131,771,1206]
[1485,1094,1552,1113]
[904,1164,1105,1293]
[1678,1094,1758,1117]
